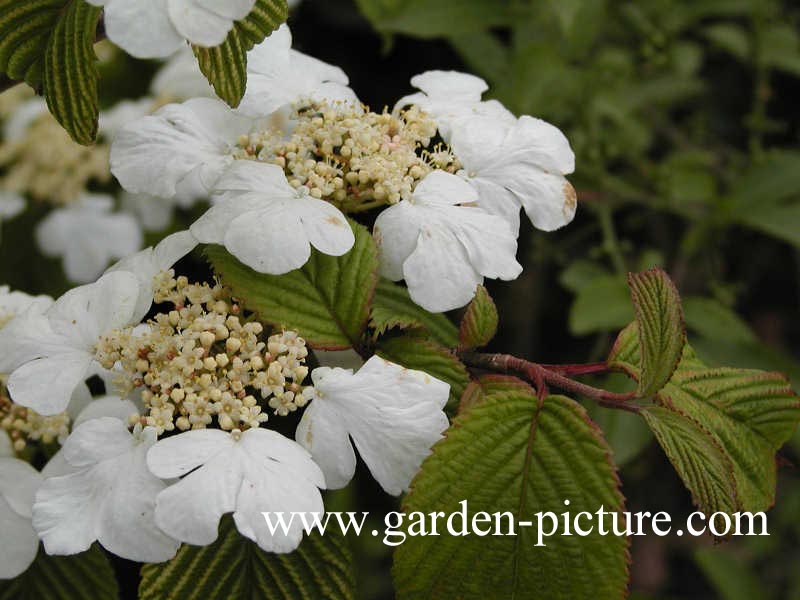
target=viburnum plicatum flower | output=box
[105,230,198,322]
[150,46,215,101]
[0,271,140,415]
[0,458,42,578]
[32,417,179,562]
[35,194,143,284]
[374,170,522,312]
[450,115,577,235]
[238,24,359,117]
[110,97,255,200]
[191,161,354,274]
[0,286,53,328]
[86,0,257,59]
[147,427,325,553]
[394,70,514,142]
[297,356,449,495]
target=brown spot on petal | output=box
[563,181,577,217]
[325,215,345,227]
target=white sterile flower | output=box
[297,356,449,495]
[0,271,140,415]
[191,160,354,274]
[35,194,143,284]
[0,458,41,578]
[394,70,514,142]
[239,24,359,117]
[106,230,198,321]
[32,417,179,562]
[451,115,577,235]
[121,192,177,233]
[98,98,155,139]
[374,170,522,312]
[86,0,256,59]
[147,427,325,553]
[110,97,255,200]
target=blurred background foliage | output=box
[2,0,800,598]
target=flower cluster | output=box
[0,234,450,574]
[111,24,577,312]
[97,275,313,434]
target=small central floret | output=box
[96,274,313,435]
[232,100,460,211]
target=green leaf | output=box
[376,335,469,407]
[627,267,686,397]
[354,0,513,38]
[206,219,377,350]
[42,0,101,145]
[0,0,63,88]
[192,0,288,107]
[0,545,118,600]
[457,374,530,414]
[458,285,498,349]
[610,323,800,513]
[393,390,629,600]
[694,547,763,600]
[140,516,355,600]
[704,23,750,60]
[370,278,459,347]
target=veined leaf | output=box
[458,285,498,349]
[610,323,800,513]
[377,335,469,407]
[370,278,459,347]
[458,374,531,414]
[627,267,685,397]
[0,545,118,600]
[206,219,378,350]
[0,0,63,88]
[393,389,629,600]
[193,0,288,107]
[140,516,355,600]
[42,0,101,145]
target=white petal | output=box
[0,496,39,579]
[111,98,252,199]
[147,428,232,478]
[48,271,141,347]
[62,417,137,468]
[0,310,59,374]
[103,0,184,59]
[295,398,356,489]
[189,194,266,244]
[0,458,42,518]
[196,0,255,20]
[152,230,198,269]
[449,207,522,280]
[167,0,234,47]
[413,170,478,208]
[7,353,94,416]
[373,202,422,281]
[297,198,354,257]
[73,396,139,428]
[32,468,95,555]
[151,47,214,100]
[410,70,488,102]
[516,172,578,232]
[224,207,311,274]
[65,382,93,422]
[403,224,483,313]
[515,115,575,174]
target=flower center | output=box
[232,100,460,211]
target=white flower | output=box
[394,71,514,142]
[239,25,359,117]
[297,356,449,495]
[451,115,576,235]
[147,427,325,553]
[374,170,522,312]
[35,194,143,284]
[32,417,179,562]
[121,192,177,233]
[0,458,41,578]
[106,230,198,322]
[86,0,257,59]
[0,271,140,415]
[98,98,155,139]
[110,97,254,200]
[2,99,47,142]
[191,160,354,274]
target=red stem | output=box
[459,352,640,414]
